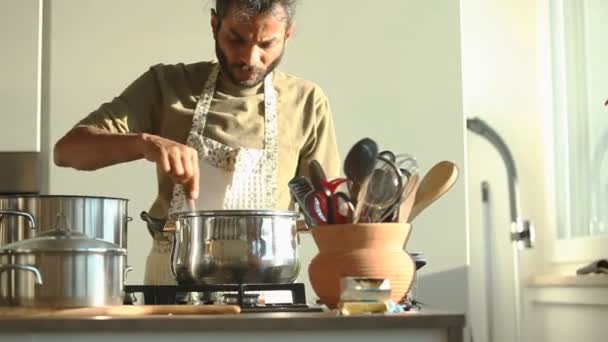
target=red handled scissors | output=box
[307,177,354,225]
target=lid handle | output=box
[53,212,71,232]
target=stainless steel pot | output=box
[141,210,301,285]
[0,195,130,250]
[0,228,126,307]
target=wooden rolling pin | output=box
[0,305,241,317]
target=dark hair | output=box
[214,0,297,25]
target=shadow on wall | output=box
[417,266,468,313]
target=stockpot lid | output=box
[0,228,126,254]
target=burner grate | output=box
[124,283,310,309]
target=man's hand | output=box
[141,134,199,200]
[54,126,200,200]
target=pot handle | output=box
[140,211,166,233]
[140,211,176,233]
[0,210,37,231]
[123,265,134,283]
[295,220,310,246]
[296,220,310,233]
[0,264,43,285]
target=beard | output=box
[215,40,284,88]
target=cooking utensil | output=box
[0,305,241,317]
[305,177,351,225]
[0,195,130,251]
[320,178,348,194]
[407,161,459,222]
[308,160,334,223]
[288,176,317,226]
[353,155,405,223]
[307,192,327,225]
[394,153,420,177]
[309,160,327,192]
[379,150,396,163]
[0,227,126,307]
[141,210,301,285]
[397,174,420,223]
[379,172,420,223]
[307,191,354,225]
[377,154,420,222]
[336,193,356,222]
[343,138,379,206]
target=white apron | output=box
[144,62,279,285]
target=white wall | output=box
[42,0,467,314]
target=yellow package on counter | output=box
[338,301,389,316]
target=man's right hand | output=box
[140,134,199,200]
[54,126,200,200]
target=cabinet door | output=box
[0,0,42,152]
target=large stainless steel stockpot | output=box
[0,228,126,307]
[142,210,301,285]
[0,195,130,250]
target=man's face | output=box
[212,3,293,87]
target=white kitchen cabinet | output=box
[0,0,42,152]
[525,276,608,342]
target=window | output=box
[550,0,608,260]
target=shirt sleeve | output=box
[297,87,342,180]
[76,66,162,134]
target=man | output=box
[54,0,341,284]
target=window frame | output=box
[549,0,608,263]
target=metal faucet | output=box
[466,117,535,249]
[467,117,535,342]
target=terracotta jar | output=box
[308,223,415,309]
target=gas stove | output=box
[124,283,325,313]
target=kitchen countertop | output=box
[0,310,465,342]
[0,310,464,332]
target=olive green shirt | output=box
[78,61,341,218]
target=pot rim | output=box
[170,209,300,219]
[0,248,126,255]
[0,194,129,201]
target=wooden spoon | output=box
[398,174,420,223]
[407,161,459,222]
[343,138,379,205]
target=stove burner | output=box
[124,283,325,313]
[223,293,260,306]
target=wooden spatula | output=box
[407,161,459,222]
[397,175,420,223]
